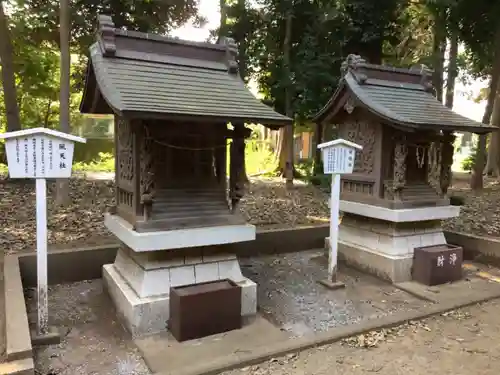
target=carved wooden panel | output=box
[392,139,407,200]
[427,142,441,194]
[342,180,374,195]
[117,188,133,208]
[116,117,133,183]
[139,128,154,197]
[440,132,455,195]
[342,119,376,174]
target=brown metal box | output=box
[169,279,242,342]
[412,244,463,286]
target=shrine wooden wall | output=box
[337,109,383,201]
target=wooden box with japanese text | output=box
[412,244,463,286]
[1,128,85,179]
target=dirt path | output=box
[224,299,500,375]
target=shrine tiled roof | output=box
[314,56,496,134]
[80,15,291,128]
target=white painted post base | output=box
[318,174,345,290]
[328,174,340,283]
[35,178,48,336]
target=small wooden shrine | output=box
[314,55,495,209]
[80,15,291,233]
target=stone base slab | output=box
[339,201,460,222]
[104,262,257,337]
[104,213,256,251]
[339,214,446,257]
[325,213,451,282]
[113,247,246,298]
[332,239,413,283]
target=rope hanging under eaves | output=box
[143,125,229,151]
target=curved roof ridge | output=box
[312,57,496,134]
[80,21,292,128]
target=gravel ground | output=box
[223,300,500,375]
[241,251,425,336]
[24,280,150,375]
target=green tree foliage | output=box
[232,0,412,125]
[454,0,500,79]
[13,0,203,87]
[0,0,203,132]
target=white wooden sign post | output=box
[317,139,362,289]
[0,128,86,338]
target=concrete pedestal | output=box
[330,202,460,283]
[103,213,258,337]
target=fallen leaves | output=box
[0,178,116,254]
[240,178,329,228]
[444,184,500,237]
[341,320,432,348]
[0,176,331,254]
[441,310,472,320]
[2,172,499,255]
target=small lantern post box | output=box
[0,128,86,339]
[317,139,363,288]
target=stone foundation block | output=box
[325,213,452,283]
[104,263,257,337]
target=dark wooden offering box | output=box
[169,279,242,342]
[412,244,463,286]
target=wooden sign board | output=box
[316,138,362,288]
[0,127,86,338]
[1,128,86,179]
[317,139,363,175]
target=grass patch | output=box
[72,152,115,173]
[295,159,331,190]
[245,139,276,176]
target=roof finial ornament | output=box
[97,14,116,57]
[410,64,434,93]
[341,54,366,76]
[222,37,239,75]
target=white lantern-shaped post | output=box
[317,139,362,289]
[0,128,86,339]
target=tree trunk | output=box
[471,26,500,190]
[218,0,227,42]
[275,10,294,182]
[485,29,500,177]
[432,9,446,103]
[43,100,52,128]
[313,121,323,175]
[0,1,21,132]
[283,11,293,188]
[485,92,500,177]
[237,0,249,183]
[445,32,458,109]
[55,0,71,205]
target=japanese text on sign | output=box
[59,143,67,169]
[5,135,74,178]
[437,253,458,267]
[1,128,84,180]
